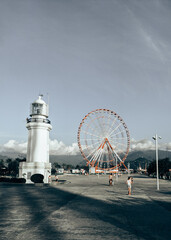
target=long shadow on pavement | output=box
[0,183,171,240]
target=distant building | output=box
[56,168,64,175]
[71,169,80,174]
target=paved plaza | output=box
[0,174,171,240]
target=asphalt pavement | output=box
[0,173,170,240]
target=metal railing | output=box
[26,118,51,124]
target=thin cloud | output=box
[130,138,171,152]
[139,27,165,63]
[130,139,154,151]
[0,139,170,155]
[125,4,165,63]
[1,140,27,154]
[0,139,79,156]
[49,139,79,155]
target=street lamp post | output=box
[152,134,161,191]
[116,157,118,182]
[128,162,130,176]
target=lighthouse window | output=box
[32,103,43,114]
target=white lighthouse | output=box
[19,95,52,183]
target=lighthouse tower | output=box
[19,95,52,183]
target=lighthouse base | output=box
[19,162,51,184]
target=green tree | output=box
[147,158,171,177]
[66,164,74,170]
[53,162,61,169]
[8,160,19,177]
[0,159,5,167]
[147,161,156,175]
[62,163,67,170]
[0,160,7,176]
[6,158,12,164]
[75,165,80,170]
[158,158,171,177]
[16,157,26,162]
[51,168,56,175]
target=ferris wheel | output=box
[77,109,130,171]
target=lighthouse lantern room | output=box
[19,95,52,183]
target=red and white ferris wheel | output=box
[77,109,130,171]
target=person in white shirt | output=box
[126,176,133,195]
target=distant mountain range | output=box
[126,149,170,162]
[50,150,171,168]
[0,150,170,168]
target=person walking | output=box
[126,176,133,195]
[109,173,113,186]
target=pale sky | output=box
[0,0,171,154]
